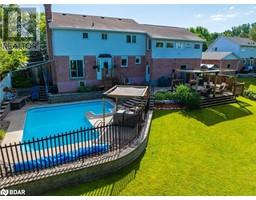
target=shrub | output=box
[154,91,176,101]
[12,75,33,88]
[77,86,92,93]
[0,129,6,140]
[175,84,200,109]
[244,90,256,100]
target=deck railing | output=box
[0,107,147,179]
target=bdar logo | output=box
[0,189,8,196]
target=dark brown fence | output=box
[0,109,146,179]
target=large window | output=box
[70,60,84,78]
[126,35,136,43]
[101,33,108,40]
[121,56,128,67]
[156,41,164,48]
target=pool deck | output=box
[1,100,113,146]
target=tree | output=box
[249,25,256,41]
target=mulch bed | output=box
[154,103,185,110]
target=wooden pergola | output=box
[103,85,149,124]
[176,69,237,97]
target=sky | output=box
[38,4,256,32]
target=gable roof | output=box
[225,36,256,47]
[49,12,204,42]
[202,52,239,60]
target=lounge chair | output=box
[216,83,227,94]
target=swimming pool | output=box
[22,100,115,142]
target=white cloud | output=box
[229,6,235,10]
[245,10,255,15]
[210,13,238,21]
[194,13,202,18]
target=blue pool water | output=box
[22,100,114,142]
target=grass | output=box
[238,77,256,92]
[48,96,256,196]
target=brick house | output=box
[202,52,240,70]
[44,5,204,93]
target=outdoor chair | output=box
[216,83,227,94]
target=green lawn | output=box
[48,96,256,196]
[238,77,256,92]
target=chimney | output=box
[44,4,52,23]
[44,4,57,85]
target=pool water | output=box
[22,100,114,142]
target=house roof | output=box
[225,36,256,47]
[202,52,239,60]
[49,12,204,42]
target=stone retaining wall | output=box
[7,111,153,195]
[48,91,103,104]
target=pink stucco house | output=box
[44,4,204,93]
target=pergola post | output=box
[213,72,218,97]
[103,96,105,125]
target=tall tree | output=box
[250,25,256,41]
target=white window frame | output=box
[69,59,84,79]
[135,56,141,65]
[82,32,88,39]
[126,34,136,43]
[101,33,108,40]
[121,56,128,67]
[176,42,184,49]
[185,43,192,48]
[194,44,201,49]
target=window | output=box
[156,41,164,48]
[101,33,108,40]
[70,60,84,78]
[132,35,136,43]
[227,64,231,69]
[194,44,201,49]
[213,47,218,51]
[126,35,136,43]
[185,43,191,48]
[166,42,174,48]
[176,42,184,49]
[121,56,128,67]
[135,56,141,64]
[147,39,152,50]
[82,32,88,39]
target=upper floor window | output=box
[70,60,84,78]
[82,32,88,39]
[135,56,141,64]
[185,43,192,48]
[166,42,174,48]
[227,64,231,69]
[176,42,184,49]
[121,56,128,67]
[101,33,108,40]
[156,41,164,48]
[194,44,201,49]
[126,35,136,43]
[213,47,218,51]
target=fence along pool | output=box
[0,120,141,178]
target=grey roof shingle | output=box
[202,52,239,60]
[225,36,256,47]
[49,12,204,42]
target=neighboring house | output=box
[44,5,204,92]
[202,52,240,70]
[207,36,256,69]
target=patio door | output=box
[97,58,112,80]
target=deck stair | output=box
[0,100,11,120]
[200,94,236,108]
[39,86,48,101]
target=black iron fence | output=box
[0,107,148,179]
